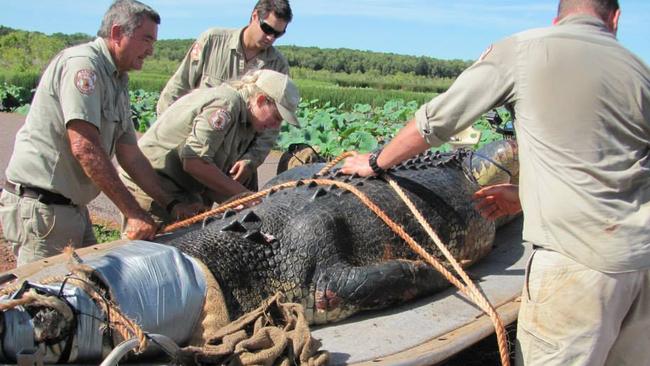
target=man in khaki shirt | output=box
[122,70,300,226]
[156,0,293,190]
[342,0,650,365]
[0,0,195,265]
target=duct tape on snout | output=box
[1,241,207,362]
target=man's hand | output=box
[229,160,255,184]
[473,184,522,220]
[340,152,375,177]
[170,202,204,221]
[124,214,157,240]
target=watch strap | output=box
[368,148,385,175]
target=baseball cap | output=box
[255,70,300,126]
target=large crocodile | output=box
[0,140,518,364]
[167,139,519,324]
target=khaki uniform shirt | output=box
[156,27,289,167]
[5,38,136,206]
[138,86,256,195]
[415,15,650,273]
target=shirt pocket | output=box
[101,99,120,156]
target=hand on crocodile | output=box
[472,183,522,220]
[125,213,158,240]
[230,160,255,184]
[171,202,205,221]
[340,151,374,177]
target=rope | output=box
[161,181,300,233]
[385,175,510,366]
[162,150,510,365]
[316,151,354,176]
[160,151,351,233]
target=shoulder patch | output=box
[477,44,493,63]
[208,109,231,130]
[74,69,97,95]
[190,42,202,61]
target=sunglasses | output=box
[259,19,285,38]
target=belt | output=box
[4,181,73,206]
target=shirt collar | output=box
[94,37,129,86]
[229,27,247,53]
[556,14,611,33]
[231,26,276,62]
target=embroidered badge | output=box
[74,69,97,95]
[190,42,202,61]
[477,44,493,63]
[208,109,231,130]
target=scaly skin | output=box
[170,140,518,325]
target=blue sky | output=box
[1,1,648,63]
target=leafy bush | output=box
[92,224,121,243]
[278,99,420,156]
[279,100,511,158]
[0,82,32,112]
[0,71,40,90]
[129,89,160,132]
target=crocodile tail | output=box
[463,139,519,187]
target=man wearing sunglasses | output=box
[156,0,293,193]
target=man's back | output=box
[509,15,650,272]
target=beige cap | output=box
[255,70,300,126]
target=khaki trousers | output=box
[516,247,650,366]
[118,172,203,233]
[0,190,96,266]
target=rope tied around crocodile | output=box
[161,149,511,366]
[0,148,511,364]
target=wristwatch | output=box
[368,148,386,175]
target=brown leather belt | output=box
[4,181,73,206]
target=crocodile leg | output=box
[310,260,450,324]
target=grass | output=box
[92,223,121,243]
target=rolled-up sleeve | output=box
[415,37,517,146]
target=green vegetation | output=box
[278,46,471,79]
[280,99,508,157]
[129,89,160,132]
[296,79,436,108]
[92,224,121,243]
[0,26,471,104]
[0,26,510,158]
[279,99,419,156]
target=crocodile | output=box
[0,140,518,364]
[167,139,519,325]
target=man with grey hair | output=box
[341,0,650,365]
[156,0,293,193]
[0,0,197,265]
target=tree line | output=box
[0,26,472,85]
